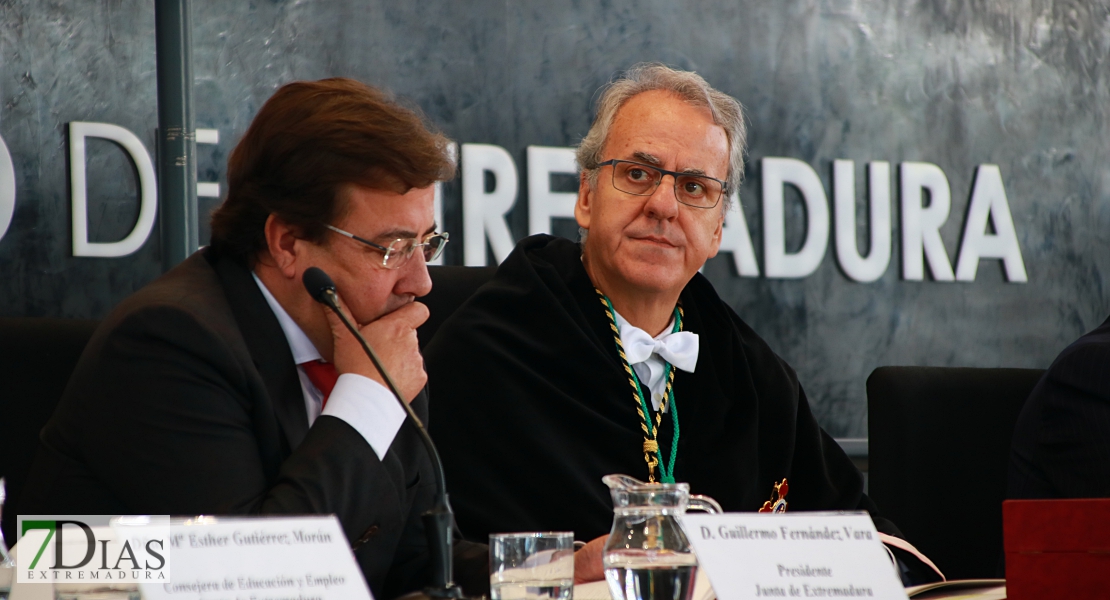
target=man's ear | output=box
[574,171,593,230]
[263,214,301,278]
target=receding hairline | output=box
[602,92,731,180]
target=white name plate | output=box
[681,512,907,600]
[141,515,372,600]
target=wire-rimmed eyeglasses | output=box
[597,159,726,209]
[325,225,449,269]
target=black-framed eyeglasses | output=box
[325,225,449,269]
[597,159,726,209]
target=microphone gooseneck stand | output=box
[302,267,466,600]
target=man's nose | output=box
[397,251,434,298]
[643,175,680,220]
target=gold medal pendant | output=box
[643,440,660,482]
[758,478,789,513]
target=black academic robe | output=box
[1008,314,1110,499]
[21,249,487,599]
[426,235,896,542]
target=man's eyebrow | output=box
[373,223,438,242]
[630,152,710,177]
[373,228,419,241]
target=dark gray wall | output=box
[2,0,1108,437]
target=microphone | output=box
[302,267,462,599]
[302,266,337,304]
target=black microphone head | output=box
[303,267,337,304]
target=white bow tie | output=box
[617,318,700,373]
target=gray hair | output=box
[576,63,747,209]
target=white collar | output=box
[609,306,699,412]
[252,272,323,365]
[612,309,676,345]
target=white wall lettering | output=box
[69,122,157,257]
[0,133,16,243]
[900,161,955,281]
[762,157,830,278]
[526,146,578,236]
[430,142,459,265]
[28,122,1029,285]
[955,164,1028,282]
[195,128,220,198]
[461,143,517,266]
[833,160,891,283]
[718,192,760,277]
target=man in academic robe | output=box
[1009,314,1110,499]
[424,64,940,585]
[22,78,486,598]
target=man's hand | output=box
[324,294,429,402]
[574,534,608,584]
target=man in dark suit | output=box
[1009,314,1110,498]
[21,78,485,598]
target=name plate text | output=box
[681,512,906,600]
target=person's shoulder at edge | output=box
[35,250,254,488]
[1038,314,1110,400]
[680,269,801,386]
[67,249,253,403]
[502,233,584,284]
[100,249,230,329]
[425,234,580,342]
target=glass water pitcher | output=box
[602,474,721,600]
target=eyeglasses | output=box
[325,225,449,269]
[597,159,726,209]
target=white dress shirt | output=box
[252,273,407,460]
[611,308,700,412]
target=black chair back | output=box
[867,366,1044,580]
[0,317,99,548]
[419,266,498,348]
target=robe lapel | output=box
[211,253,311,452]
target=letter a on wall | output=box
[69,122,158,257]
[718,191,760,277]
[955,165,1028,282]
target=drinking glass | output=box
[0,478,11,600]
[489,532,574,600]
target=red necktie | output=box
[300,360,339,408]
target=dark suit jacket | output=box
[21,249,486,598]
[1009,314,1110,498]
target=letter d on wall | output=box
[762,157,830,278]
[69,122,157,257]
